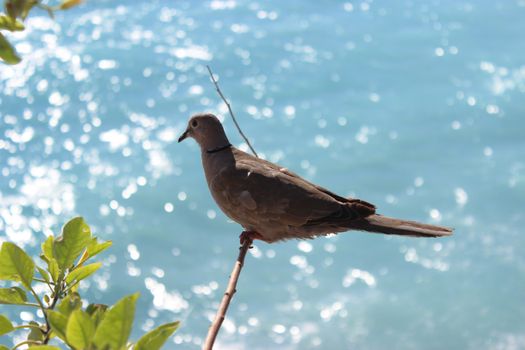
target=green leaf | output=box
[0,242,35,289]
[0,33,20,65]
[53,217,92,270]
[27,320,44,343]
[135,321,180,350]
[86,239,112,260]
[0,286,27,304]
[93,293,139,350]
[66,309,95,349]
[37,266,51,284]
[41,236,54,262]
[65,262,101,285]
[77,238,111,266]
[57,293,81,317]
[86,303,108,328]
[59,0,83,10]
[0,315,14,336]
[0,345,9,350]
[0,15,24,31]
[29,346,62,349]
[48,259,60,283]
[46,310,68,341]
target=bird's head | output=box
[178,113,230,151]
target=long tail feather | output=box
[350,214,453,237]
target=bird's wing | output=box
[248,153,376,213]
[209,149,369,228]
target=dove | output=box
[178,113,453,244]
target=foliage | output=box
[0,0,82,64]
[0,217,179,349]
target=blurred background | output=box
[1,0,524,349]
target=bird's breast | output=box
[202,157,257,226]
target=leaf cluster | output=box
[0,217,179,350]
[1,0,82,64]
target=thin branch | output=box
[28,286,53,344]
[13,324,44,331]
[3,302,40,308]
[33,277,55,285]
[29,287,47,322]
[36,2,55,19]
[42,284,61,344]
[61,279,81,296]
[206,65,259,158]
[203,237,253,350]
[33,277,55,293]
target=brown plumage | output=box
[178,113,453,243]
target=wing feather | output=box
[229,150,367,227]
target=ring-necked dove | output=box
[178,113,453,243]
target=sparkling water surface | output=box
[1,0,524,349]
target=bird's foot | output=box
[239,231,265,247]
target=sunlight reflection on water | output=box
[1,0,525,349]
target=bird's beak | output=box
[178,128,190,143]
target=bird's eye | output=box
[191,120,198,128]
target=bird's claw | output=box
[239,231,264,247]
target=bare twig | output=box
[29,287,51,337]
[13,324,44,331]
[43,287,61,344]
[206,65,259,158]
[203,237,253,350]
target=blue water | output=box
[1,0,525,349]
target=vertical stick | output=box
[203,238,253,350]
